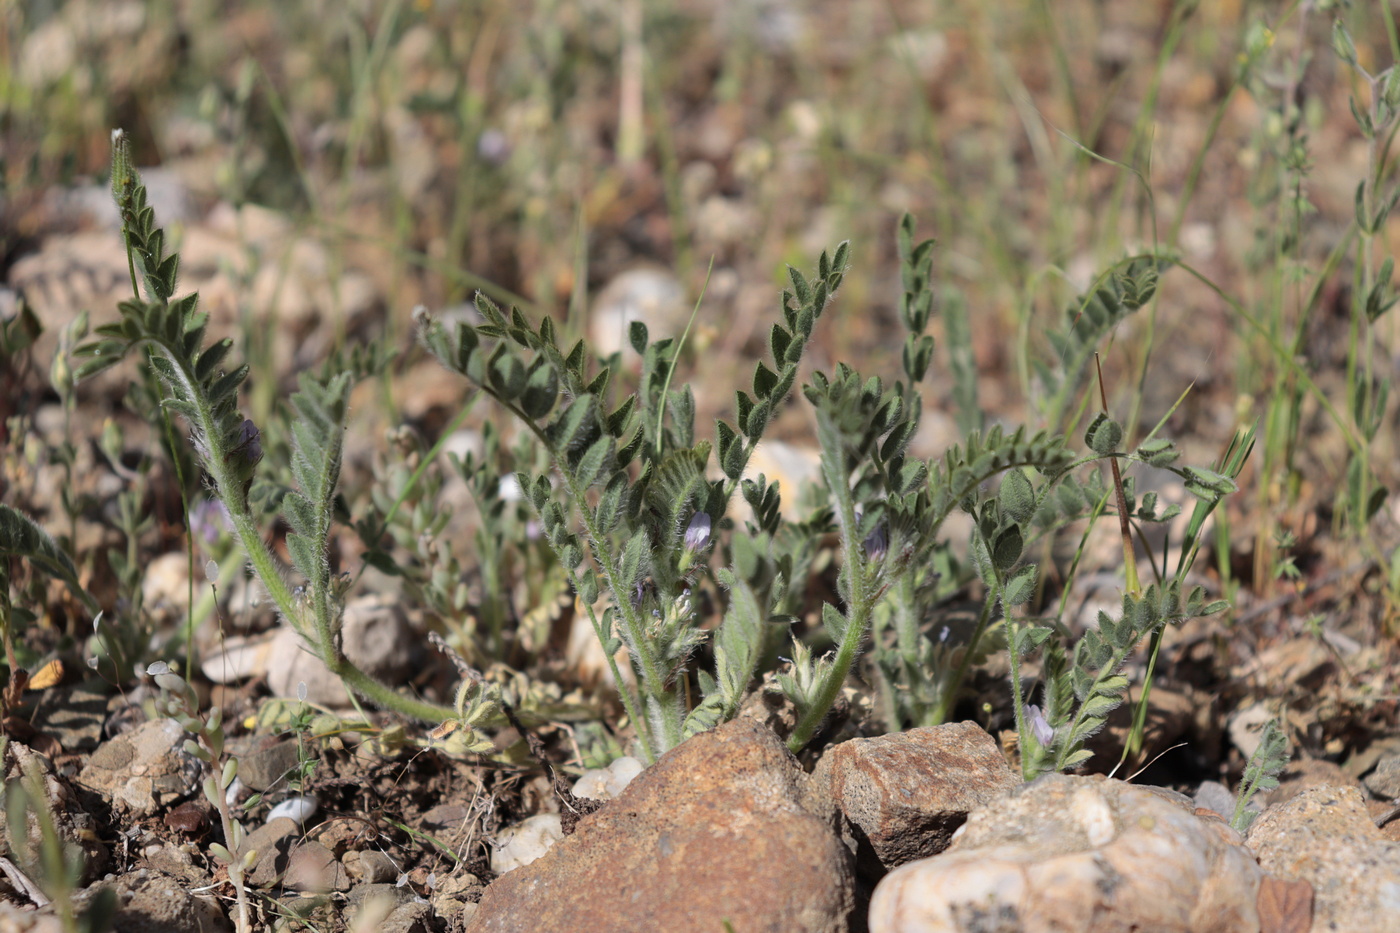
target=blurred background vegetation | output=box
[3,0,1398,624]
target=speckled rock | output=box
[1364,753,1400,800]
[76,718,199,817]
[4,742,110,883]
[467,718,854,933]
[809,721,1017,880]
[869,774,1264,933]
[105,869,232,933]
[265,594,419,707]
[1247,783,1400,933]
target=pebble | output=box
[267,795,319,826]
[488,813,563,875]
[264,594,419,707]
[571,756,644,800]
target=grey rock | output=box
[242,817,300,888]
[809,721,1018,880]
[468,719,854,933]
[1365,753,1400,800]
[870,774,1264,933]
[344,849,399,884]
[1248,783,1400,933]
[1193,780,1238,821]
[383,900,434,933]
[106,868,231,933]
[77,718,198,816]
[237,738,305,793]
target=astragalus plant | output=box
[70,133,499,744]
[9,130,1242,775]
[418,213,1242,766]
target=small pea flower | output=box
[863,523,888,562]
[1024,703,1054,746]
[683,511,712,551]
[679,511,712,573]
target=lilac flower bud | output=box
[1024,703,1054,746]
[683,512,712,552]
[863,523,888,562]
[227,419,263,472]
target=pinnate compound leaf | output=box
[0,504,97,612]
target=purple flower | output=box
[189,498,232,545]
[683,511,712,552]
[1024,704,1054,746]
[863,524,888,562]
[477,129,511,165]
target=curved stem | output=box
[929,589,996,726]
[786,406,873,753]
[150,340,454,722]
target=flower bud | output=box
[863,523,888,562]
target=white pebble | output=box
[267,795,318,825]
[490,814,562,875]
[573,755,645,801]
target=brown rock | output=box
[107,868,232,933]
[285,840,351,892]
[344,849,399,884]
[77,718,199,817]
[1247,784,1400,933]
[809,721,1017,879]
[870,774,1264,933]
[242,817,301,888]
[467,719,855,933]
[1266,758,1365,808]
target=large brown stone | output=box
[810,721,1018,879]
[467,719,855,933]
